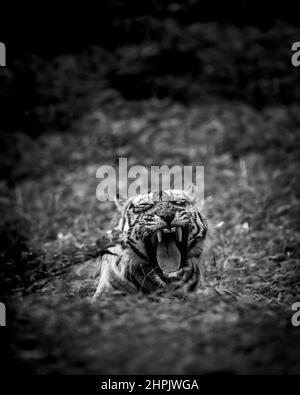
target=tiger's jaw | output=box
[144,226,189,281]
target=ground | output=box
[1,98,300,374]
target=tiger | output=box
[92,185,209,299]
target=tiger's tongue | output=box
[156,237,181,273]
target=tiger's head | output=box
[116,186,208,290]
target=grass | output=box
[1,98,300,374]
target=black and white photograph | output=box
[0,0,300,380]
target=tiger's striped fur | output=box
[93,186,208,298]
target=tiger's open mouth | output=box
[144,226,189,281]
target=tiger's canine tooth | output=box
[157,230,163,243]
[177,227,182,242]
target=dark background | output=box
[1,0,300,137]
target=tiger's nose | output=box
[160,212,175,226]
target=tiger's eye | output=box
[133,203,154,213]
[172,200,188,206]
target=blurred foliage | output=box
[3,293,298,374]
[1,17,300,134]
[1,99,300,373]
[1,100,299,301]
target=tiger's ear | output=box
[185,183,197,202]
[114,196,128,212]
[114,196,133,213]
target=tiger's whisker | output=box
[139,267,156,291]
